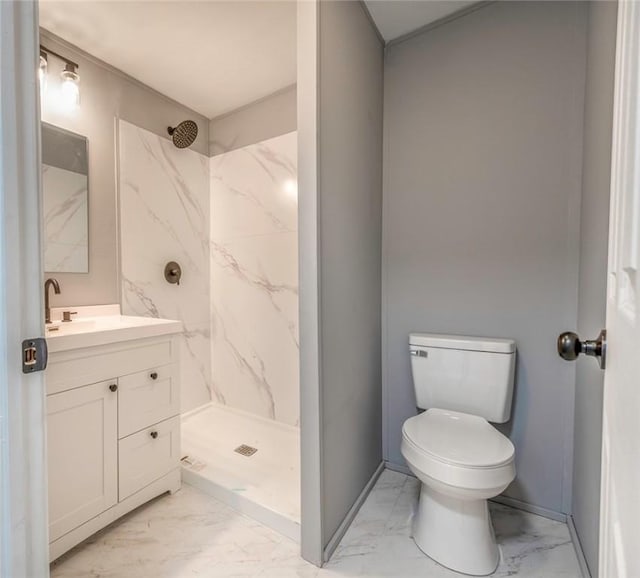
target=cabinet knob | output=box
[109,384,118,392]
[150,431,158,439]
[150,372,158,380]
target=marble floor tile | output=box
[51,471,581,578]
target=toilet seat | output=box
[403,408,514,468]
[401,408,515,497]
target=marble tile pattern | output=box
[50,470,581,578]
[209,131,299,426]
[42,164,88,273]
[119,120,211,412]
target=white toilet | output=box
[401,333,517,576]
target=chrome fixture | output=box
[557,329,607,370]
[167,120,198,149]
[44,278,61,324]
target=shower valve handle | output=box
[164,261,182,286]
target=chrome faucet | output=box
[44,278,61,324]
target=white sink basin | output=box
[46,319,97,335]
[46,305,182,353]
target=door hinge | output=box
[22,337,48,373]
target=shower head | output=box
[167,120,198,149]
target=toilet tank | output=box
[409,333,516,423]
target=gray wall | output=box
[382,1,587,515]
[318,0,384,547]
[40,30,208,307]
[298,0,322,563]
[209,85,296,156]
[573,2,617,574]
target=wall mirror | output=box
[42,122,89,273]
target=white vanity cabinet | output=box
[46,327,181,562]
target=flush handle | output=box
[557,329,607,370]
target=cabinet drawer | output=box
[118,416,181,501]
[119,364,179,438]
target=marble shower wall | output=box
[210,131,299,427]
[118,121,298,422]
[119,120,211,412]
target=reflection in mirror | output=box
[42,123,89,273]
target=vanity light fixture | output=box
[60,62,80,112]
[39,45,80,112]
[38,50,48,100]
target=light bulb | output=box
[38,53,48,102]
[59,65,80,112]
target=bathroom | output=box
[0,0,627,577]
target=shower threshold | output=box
[180,403,301,541]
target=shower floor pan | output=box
[180,403,301,541]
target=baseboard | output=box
[567,514,592,578]
[384,460,412,476]
[490,494,566,523]
[323,461,385,563]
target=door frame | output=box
[0,1,49,576]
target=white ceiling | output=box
[39,0,297,119]
[364,0,476,42]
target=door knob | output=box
[557,329,607,370]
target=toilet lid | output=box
[403,408,515,468]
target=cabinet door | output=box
[47,380,118,542]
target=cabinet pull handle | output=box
[150,372,158,380]
[109,384,118,392]
[150,431,158,439]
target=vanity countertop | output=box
[46,304,182,353]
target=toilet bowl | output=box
[403,333,517,576]
[401,408,515,575]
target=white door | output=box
[47,381,118,543]
[600,2,640,577]
[0,1,49,577]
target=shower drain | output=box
[234,444,258,457]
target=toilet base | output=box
[412,483,500,576]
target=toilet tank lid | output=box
[409,333,516,354]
